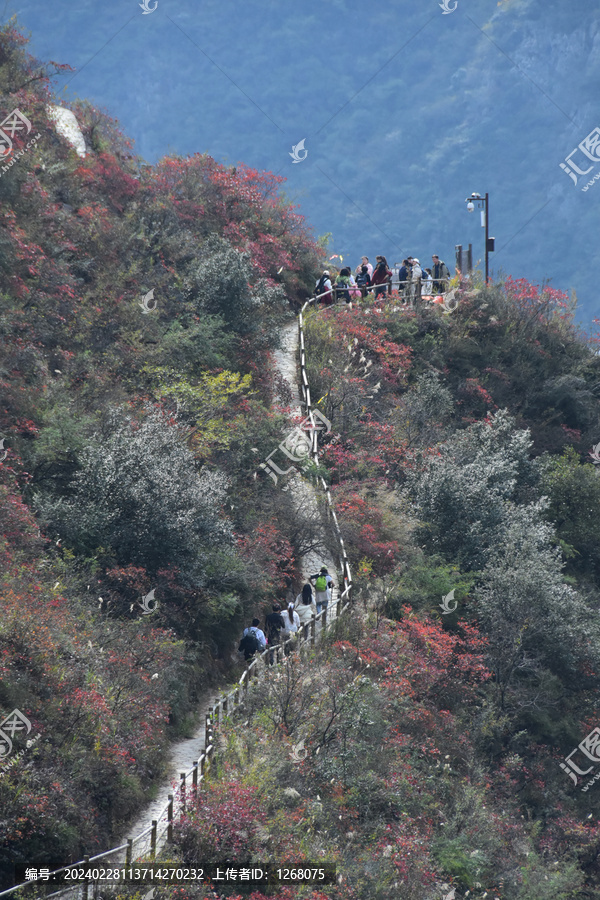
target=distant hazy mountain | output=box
[9,0,600,324]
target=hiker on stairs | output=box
[295,583,317,640]
[310,566,335,615]
[314,270,333,305]
[238,618,267,660]
[281,602,301,653]
[265,602,286,664]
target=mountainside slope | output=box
[0,21,324,884]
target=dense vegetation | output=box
[152,284,600,899]
[2,17,600,900]
[0,21,323,885]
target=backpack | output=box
[316,276,328,296]
[356,271,369,287]
[336,278,350,299]
[315,575,328,592]
[238,631,260,656]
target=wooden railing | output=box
[298,298,353,605]
[0,301,353,900]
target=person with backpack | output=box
[355,264,371,298]
[265,603,286,663]
[314,270,333,305]
[295,583,317,640]
[334,267,353,304]
[431,255,450,294]
[310,567,335,615]
[370,256,392,298]
[238,618,267,661]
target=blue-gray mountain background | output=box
[7,0,600,325]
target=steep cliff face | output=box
[10,0,600,322]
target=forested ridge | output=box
[2,19,600,900]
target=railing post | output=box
[205,709,212,750]
[167,793,174,842]
[126,839,133,867]
[322,605,328,629]
[150,820,157,859]
[193,761,198,789]
[180,772,186,813]
[311,617,316,646]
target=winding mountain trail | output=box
[273,320,339,583]
[114,315,339,862]
[114,697,213,860]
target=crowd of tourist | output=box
[314,254,451,305]
[238,567,334,662]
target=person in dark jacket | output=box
[431,255,450,294]
[265,603,285,664]
[356,264,371,298]
[371,256,392,298]
[397,260,411,300]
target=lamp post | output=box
[465,192,494,283]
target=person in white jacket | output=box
[295,584,317,639]
[280,602,301,652]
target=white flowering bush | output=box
[406,409,600,714]
[405,409,537,570]
[475,502,600,709]
[34,406,231,577]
